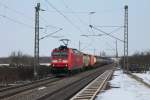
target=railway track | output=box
[1,64,114,100]
[37,64,114,100]
[0,76,60,99]
[0,76,53,92]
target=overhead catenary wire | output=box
[44,0,83,33]
[60,0,95,50]
[40,10,92,14]
[0,2,52,28]
[41,25,63,39]
[0,2,34,21]
[39,28,63,40]
[108,26,123,34]
[36,9,121,14]
[0,3,62,31]
[91,25,124,35]
[60,0,88,26]
[61,0,98,37]
[89,25,124,42]
[45,24,63,30]
[95,25,124,28]
[94,26,123,36]
[0,2,60,36]
[50,35,64,38]
[0,2,39,29]
[82,25,123,39]
[80,38,95,51]
[0,14,33,29]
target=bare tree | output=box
[9,51,33,67]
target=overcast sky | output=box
[0,0,149,57]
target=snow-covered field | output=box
[96,69,150,100]
[133,72,150,84]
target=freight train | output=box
[51,45,112,75]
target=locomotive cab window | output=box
[52,52,68,57]
[72,49,79,54]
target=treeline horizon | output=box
[120,50,150,67]
[0,51,51,64]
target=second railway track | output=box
[0,76,60,99]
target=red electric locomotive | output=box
[51,45,83,74]
[51,39,98,75]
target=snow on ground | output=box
[133,72,150,84]
[96,69,150,100]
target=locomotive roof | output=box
[53,46,83,53]
[52,46,96,56]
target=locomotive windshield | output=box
[52,51,68,58]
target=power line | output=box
[81,34,103,37]
[36,10,121,14]
[0,2,61,31]
[89,25,124,42]
[0,2,33,21]
[50,35,64,38]
[60,0,88,26]
[40,15,53,26]
[81,26,123,37]
[95,25,124,28]
[103,26,123,36]
[0,14,33,28]
[39,28,63,40]
[38,10,93,14]
[0,2,49,27]
[44,0,83,33]
[45,24,63,30]
[80,38,95,51]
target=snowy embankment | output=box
[96,69,150,100]
[133,72,150,84]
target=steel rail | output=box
[0,76,60,99]
[37,64,114,100]
[0,76,54,92]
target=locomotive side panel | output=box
[71,49,83,70]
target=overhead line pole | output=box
[34,3,40,79]
[116,40,118,58]
[116,40,118,66]
[124,5,128,72]
[79,41,81,51]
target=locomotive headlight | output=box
[52,60,57,63]
[62,60,68,63]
